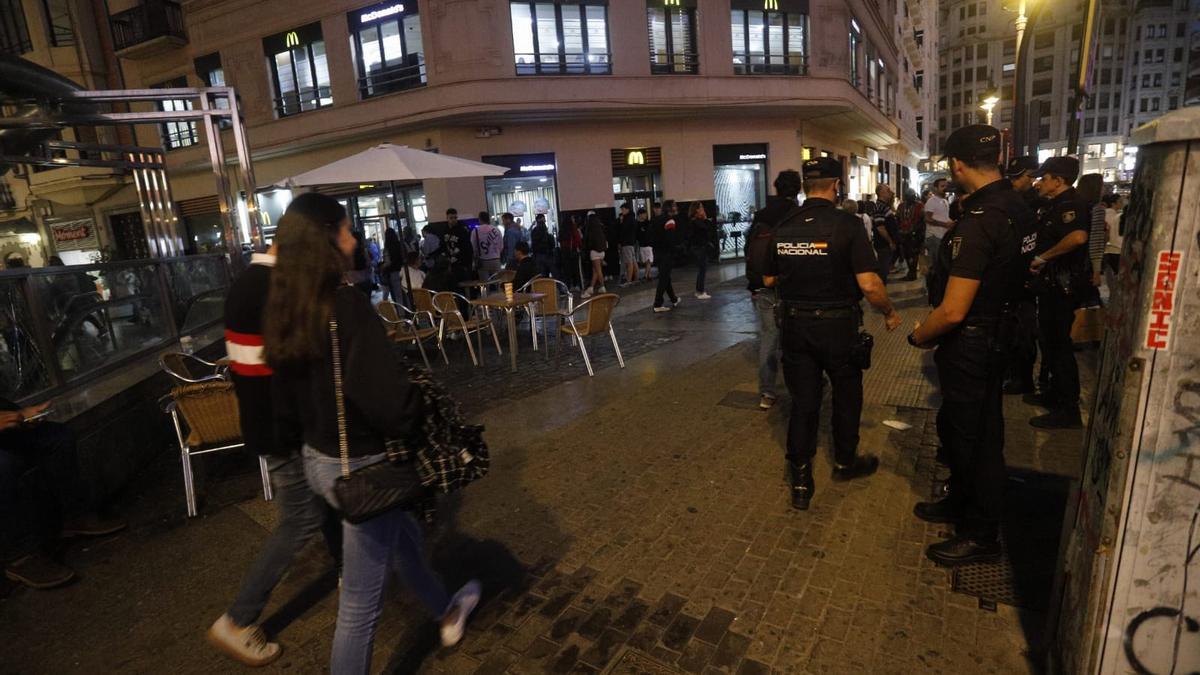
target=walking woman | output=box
[558,215,583,291]
[687,202,713,300]
[582,212,607,298]
[263,194,479,675]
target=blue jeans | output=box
[302,446,450,675]
[227,453,342,627]
[753,290,780,398]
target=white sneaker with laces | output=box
[207,614,281,667]
[673,297,682,308]
[653,306,671,313]
[441,580,482,647]
[696,292,712,300]
[581,288,594,299]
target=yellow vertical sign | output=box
[764,0,779,9]
[627,150,645,165]
[285,31,300,48]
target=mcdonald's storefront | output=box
[481,153,560,231]
[612,147,663,214]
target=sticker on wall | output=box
[1145,250,1182,350]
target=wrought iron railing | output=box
[650,51,699,75]
[0,254,231,404]
[272,85,334,118]
[358,58,427,99]
[514,52,612,76]
[110,0,186,52]
[733,53,808,76]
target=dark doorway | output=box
[109,212,149,260]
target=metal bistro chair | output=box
[163,379,272,517]
[488,269,517,285]
[558,293,624,377]
[521,276,573,348]
[159,352,228,383]
[431,291,503,367]
[411,287,438,314]
[377,300,446,369]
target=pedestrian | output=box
[636,207,655,282]
[651,200,683,312]
[762,157,901,510]
[872,184,899,284]
[923,178,952,271]
[208,194,345,666]
[582,212,607,298]
[263,196,480,675]
[558,215,583,291]
[1101,193,1123,296]
[445,209,474,285]
[745,170,802,411]
[1026,156,1089,429]
[419,225,440,268]
[687,202,714,300]
[908,124,1037,566]
[842,199,874,253]
[346,230,374,294]
[617,202,639,286]
[501,212,527,267]
[382,227,405,301]
[897,189,925,280]
[529,213,557,279]
[1077,174,1107,296]
[471,211,503,279]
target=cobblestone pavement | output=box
[0,266,1091,674]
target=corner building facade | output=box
[100,0,912,251]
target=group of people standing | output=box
[746,123,1114,568]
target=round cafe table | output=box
[470,292,545,373]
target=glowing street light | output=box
[980,90,1001,126]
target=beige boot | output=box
[206,614,281,667]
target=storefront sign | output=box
[627,151,645,166]
[1145,250,1182,350]
[360,3,404,23]
[611,147,662,171]
[50,218,99,252]
[713,143,769,165]
[482,153,557,178]
[731,0,807,11]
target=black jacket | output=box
[651,214,683,251]
[746,197,797,291]
[584,219,607,253]
[273,286,424,458]
[510,256,537,289]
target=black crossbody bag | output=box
[328,319,429,524]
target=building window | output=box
[1001,107,1012,123]
[1174,47,1183,62]
[965,68,974,83]
[952,112,961,127]
[1155,49,1164,63]
[40,0,75,46]
[0,0,32,54]
[1033,55,1053,72]
[916,116,923,140]
[1003,38,1015,56]
[510,0,611,75]
[731,1,809,76]
[1169,96,1178,110]
[914,29,923,46]
[264,23,333,117]
[939,116,946,131]
[1032,79,1051,96]
[1140,98,1149,112]
[1084,118,1095,134]
[914,70,923,90]
[1171,71,1181,87]
[349,1,426,98]
[952,92,961,107]
[1153,73,1162,87]
[194,52,232,129]
[952,70,961,85]
[1100,68,1111,85]
[1097,116,1108,133]
[1151,98,1160,112]
[1034,31,1054,49]
[849,19,861,87]
[1177,22,1186,38]
[648,1,697,74]
[153,77,198,150]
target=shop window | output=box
[849,19,861,87]
[731,1,809,75]
[510,0,611,75]
[153,77,198,150]
[483,154,561,232]
[648,1,697,74]
[348,2,426,98]
[0,0,32,54]
[41,0,75,46]
[713,144,768,236]
[264,23,333,117]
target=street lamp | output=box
[980,89,1001,126]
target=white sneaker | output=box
[598,286,608,293]
[673,297,682,308]
[696,292,712,300]
[441,580,482,647]
[653,306,671,313]
[759,394,777,410]
[581,288,594,299]
[207,614,281,667]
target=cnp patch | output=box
[951,236,963,260]
[1062,210,1076,224]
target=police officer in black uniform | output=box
[1025,156,1088,429]
[908,125,1037,566]
[763,158,902,511]
[1005,156,1042,212]
[1001,155,1043,395]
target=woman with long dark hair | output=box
[686,202,713,299]
[263,194,479,674]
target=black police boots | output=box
[831,455,880,482]
[1030,408,1083,429]
[926,535,1002,566]
[789,462,814,511]
[913,498,963,524]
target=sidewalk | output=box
[0,268,1090,674]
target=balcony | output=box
[110,0,187,59]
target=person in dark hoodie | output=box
[651,200,683,312]
[582,212,607,298]
[745,170,802,410]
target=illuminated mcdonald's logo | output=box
[764,0,779,8]
[664,0,681,5]
[285,31,300,48]
[627,150,645,165]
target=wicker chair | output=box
[431,291,502,367]
[411,288,437,314]
[377,300,446,369]
[160,352,228,384]
[558,293,624,377]
[164,380,272,517]
[521,277,573,347]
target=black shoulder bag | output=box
[329,319,429,524]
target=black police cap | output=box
[1005,155,1038,178]
[802,157,842,181]
[943,124,1002,162]
[1033,156,1080,183]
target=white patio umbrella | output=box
[275,143,508,187]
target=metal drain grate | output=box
[951,556,1024,608]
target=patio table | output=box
[470,292,545,373]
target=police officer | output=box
[763,158,902,511]
[1025,156,1088,429]
[1001,155,1043,395]
[908,125,1037,566]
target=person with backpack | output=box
[529,213,556,279]
[746,170,802,410]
